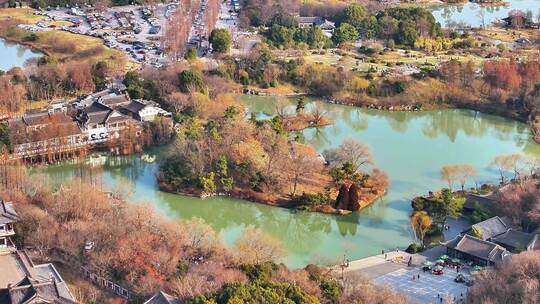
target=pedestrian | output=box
[440,298,443,303]
[385,253,387,260]
[382,249,385,255]
[417,274,420,280]
[412,275,415,281]
[437,293,440,299]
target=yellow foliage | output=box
[414,37,453,52]
[349,76,370,93]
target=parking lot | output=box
[373,267,468,303]
[32,4,178,67]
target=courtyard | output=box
[373,267,468,304]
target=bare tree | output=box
[323,138,373,172]
[310,104,328,125]
[234,227,284,264]
[284,146,323,196]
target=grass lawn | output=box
[297,49,485,73]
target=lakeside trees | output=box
[0,173,404,303]
[440,164,478,191]
[410,211,432,244]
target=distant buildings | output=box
[7,87,171,159]
[295,16,335,37]
[0,199,77,304]
[442,215,540,266]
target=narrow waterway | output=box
[35,97,540,268]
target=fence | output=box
[51,248,135,300]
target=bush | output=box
[184,47,197,61]
[22,33,38,42]
[178,70,206,94]
[292,192,331,206]
[209,28,232,53]
[320,279,341,303]
[405,243,422,253]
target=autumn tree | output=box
[163,9,190,60]
[441,164,478,191]
[284,145,323,196]
[468,251,540,304]
[410,211,432,244]
[0,75,27,113]
[234,228,284,264]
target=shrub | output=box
[405,243,422,253]
[320,279,341,303]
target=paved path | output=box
[373,267,467,304]
[444,217,470,241]
[342,250,414,274]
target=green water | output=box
[36,97,540,268]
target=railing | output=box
[50,248,135,300]
[0,228,15,236]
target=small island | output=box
[157,97,388,214]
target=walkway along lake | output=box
[34,97,540,268]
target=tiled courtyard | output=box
[373,267,468,304]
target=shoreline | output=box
[157,181,387,216]
[242,92,540,144]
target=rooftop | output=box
[0,200,18,225]
[491,229,540,251]
[464,216,514,240]
[0,251,76,303]
[443,234,511,264]
[144,291,184,304]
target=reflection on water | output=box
[431,0,540,28]
[35,96,540,268]
[0,39,42,71]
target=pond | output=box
[0,38,42,71]
[35,96,540,268]
[430,0,540,28]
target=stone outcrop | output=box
[348,183,360,211]
[334,184,350,210]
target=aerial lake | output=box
[430,0,540,28]
[36,97,540,268]
[0,38,42,71]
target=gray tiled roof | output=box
[144,291,183,304]
[122,100,147,114]
[296,16,323,25]
[444,234,511,264]
[465,216,514,240]
[99,94,130,107]
[8,276,75,304]
[491,229,539,251]
[0,200,18,225]
[0,251,76,303]
[463,193,497,210]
